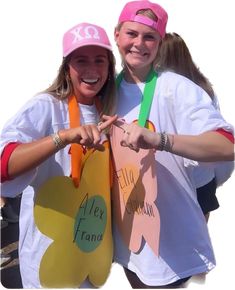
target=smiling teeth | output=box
[82,79,98,84]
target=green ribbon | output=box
[116,69,158,128]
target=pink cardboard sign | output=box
[111,125,160,256]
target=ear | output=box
[114,28,120,43]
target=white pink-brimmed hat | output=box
[118,0,168,38]
[63,22,112,57]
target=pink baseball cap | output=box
[118,0,168,38]
[63,22,112,57]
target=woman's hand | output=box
[112,119,160,152]
[7,114,118,179]
[59,114,118,150]
[111,119,234,162]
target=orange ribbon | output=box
[68,95,103,187]
[68,95,83,187]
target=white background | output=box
[0,1,234,289]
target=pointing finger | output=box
[98,115,118,132]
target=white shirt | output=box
[111,71,233,286]
[0,93,107,288]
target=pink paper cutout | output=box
[111,125,160,256]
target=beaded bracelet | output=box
[158,132,166,151]
[51,132,66,151]
[165,134,174,152]
[158,133,174,152]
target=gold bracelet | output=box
[51,131,66,151]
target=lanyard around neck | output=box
[68,95,102,188]
[116,69,158,127]
[68,95,83,188]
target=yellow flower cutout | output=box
[34,143,113,288]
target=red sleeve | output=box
[1,142,21,182]
[216,129,234,143]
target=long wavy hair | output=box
[41,49,117,115]
[155,32,215,99]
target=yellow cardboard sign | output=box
[34,143,113,287]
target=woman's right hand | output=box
[59,114,118,149]
[6,114,118,179]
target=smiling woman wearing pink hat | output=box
[107,0,234,288]
[0,22,117,288]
